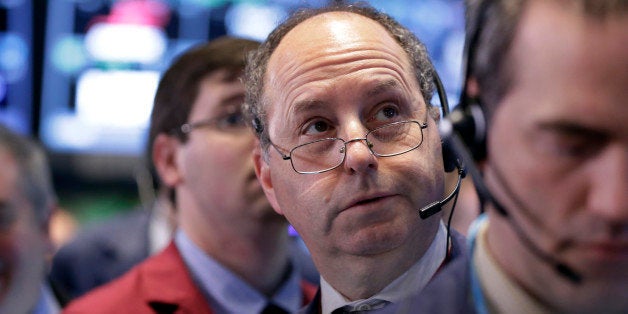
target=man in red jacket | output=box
[64,36,316,313]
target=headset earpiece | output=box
[252,117,263,134]
[450,97,487,161]
[432,70,461,173]
[442,140,459,173]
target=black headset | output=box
[423,70,467,261]
[445,0,492,162]
[417,70,466,220]
[433,70,463,174]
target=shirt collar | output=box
[175,230,302,314]
[321,221,448,314]
[31,283,60,314]
[474,218,552,314]
[148,198,174,255]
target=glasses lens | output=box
[290,138,345,173]
[368,121,424,156]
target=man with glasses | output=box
[64,36,317,313]
[244,3,466,313]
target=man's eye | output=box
[373,105,399,122]
[304,120,331,135]
[554,138,601,158]
[221,112,245,127]
[537,132,604,159]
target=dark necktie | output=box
[331,299,391,313]
[261,302,289,314]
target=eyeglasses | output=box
[271,120,428,174]
[179,111,247,134]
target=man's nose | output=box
[587,145,628,222]
[342,135,378,174]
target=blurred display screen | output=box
[0,0,33,135]
[39,0,464,170]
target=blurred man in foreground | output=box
[417,0,628,312]
[0,124,59,314]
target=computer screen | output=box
[39,0,464,180]
[0,0,33,136]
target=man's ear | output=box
[45,203,73,256]
[153,134,183,188]
[466,77,480,98]
[428,105,441,121]
[253,142,283,215]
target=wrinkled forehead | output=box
[263,11,416,117]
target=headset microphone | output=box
[418,70,467,221]
[419,165,465,219]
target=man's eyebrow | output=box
[366,79,402,98]
[220,94,245,107]
[289,80,403,114]
[291,99,328,115]
[537,120,607,138]
[208,95,245,116]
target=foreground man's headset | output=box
[434,0,582,284]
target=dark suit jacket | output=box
[51,208,152,301]
[300,230,469,314]
[63,242,318,314]
[410,248,475,314]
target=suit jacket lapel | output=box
[140,242,214,314]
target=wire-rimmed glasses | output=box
[178,111,248,135]
[271,120,428,174]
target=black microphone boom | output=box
[419,166,465,219]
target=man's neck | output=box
[320,222,446,301]
[184,218,292,296]
[481,214,558,313]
